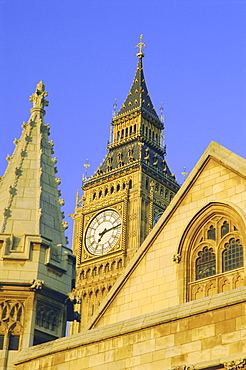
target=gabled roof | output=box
[0,81,67,247]
[83,141,246,330]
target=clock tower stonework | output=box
[70,37,180,332]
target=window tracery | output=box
[222,238,243,272]
[196,246,216,280]
[185,208,246,301]
[0,300,23,350]
[36,303,59,334]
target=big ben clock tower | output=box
[70,36,180,332]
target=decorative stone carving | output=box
[153,153,158,166]
[144,148,149,163]
[67,292,82,304]
[48,139,54,147]
[66,293,81,322]
[58,198,65,206]
[3,208,10,217]
[30,279,44,290]
[9,186,16,195]
[173,253,181,263]
[118,151,123,167]
[128,147,134,162]
[6,154,12,162]
[62,221,68,230]
[162,159,167,172]
[223,359,246,369]
[36,303,59,333]
[29,81,49,110]
[173,366,195,370]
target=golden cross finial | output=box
[136,34,146,58]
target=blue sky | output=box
[1,0,246,245]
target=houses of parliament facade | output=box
[1,37,246,370]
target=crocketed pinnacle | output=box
[117,36,159,120]
[0,81,67,247]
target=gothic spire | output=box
[0,81,67,248]
[117,35,159,121]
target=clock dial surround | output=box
[85,209,122,255]
[153,213,162,227]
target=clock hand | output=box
[98,228,107,243]
[98,224,121,243]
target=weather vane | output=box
[136,34,146,58]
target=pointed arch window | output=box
[196,246,216,280]
[207,225,215,240]
[0,301,23,351]
[185,206,246,301]
[222,238,243,272]
[221,221,229,238]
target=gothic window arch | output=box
[0,300,23,351]
[196,246,216,280]
[178,203,246,302]
[222,238,243,272]
[117,259,123,269]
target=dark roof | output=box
[117,56,159,120]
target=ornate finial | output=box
[182,167,188,182]
[159,102,164,124]
[136,34,146,58]
[82,159,90,186]
[29,81,49,110]
[112,98,117,118]
[84,159,90,176]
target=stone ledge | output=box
[15,286,246,365]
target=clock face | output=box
[85,210,122,255]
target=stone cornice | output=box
[15,286,246,366]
